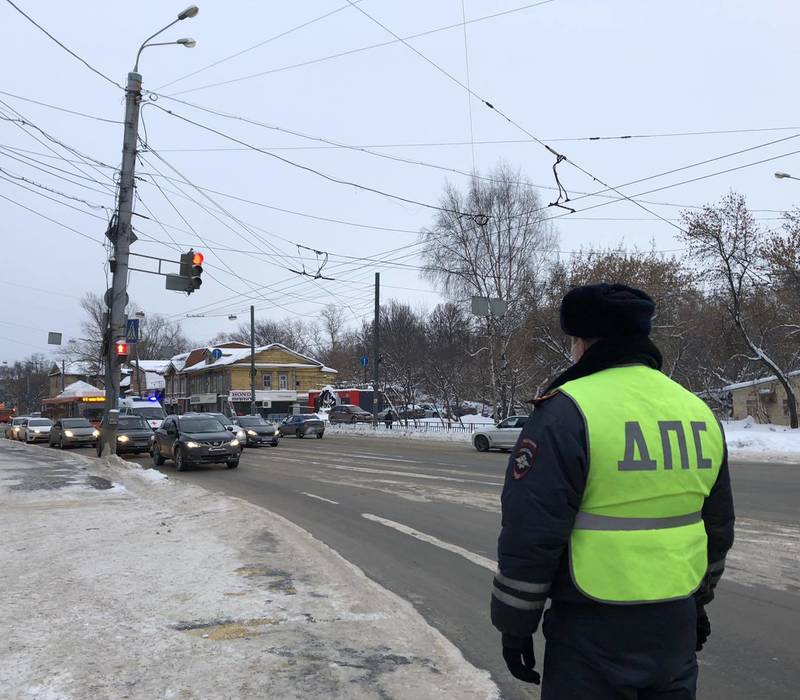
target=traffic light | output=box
[189,251,203,293]
[115,340,129,358]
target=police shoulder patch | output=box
[512,438,538,480]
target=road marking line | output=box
[362,513,495,571]
[300,492,339,505]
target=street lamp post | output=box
[100,6,198,457]
[775,172,800,182]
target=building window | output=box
[263,373,272,389]
[279,374,288,390]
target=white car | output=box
[20,417,53,444]
[472,415,528,452]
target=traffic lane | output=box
[729,460,800,523]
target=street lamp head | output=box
[775,172,792,179]
[178,5,199,20]
[135,311,146,319]
[177,37,196,48]
[228,315,238,321]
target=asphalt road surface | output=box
[101,434,798,699]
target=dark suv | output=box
[152,414,241,471]
[328,404,373,424]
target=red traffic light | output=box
[192,251,204,266]
[115,341,129,357]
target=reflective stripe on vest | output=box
[559,365,723,604]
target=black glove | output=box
[502,634,541,684]
[696,605,711,652]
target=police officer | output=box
[491,283,734,699]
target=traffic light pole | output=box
[100,70,141,457]
[372,272,380,427]
[250,304,256,416]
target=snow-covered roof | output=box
[723,369,800,392]
[132,360,170,373]
[181,343,335,374]
[121,371,164,390]
[59,380,104,397]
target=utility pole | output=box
[61,359,65,393]
[372,272,380,427]
[250,304,256,416]
[100,70,140,457]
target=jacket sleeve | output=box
[491,394,588,638]
[696,427,735,606]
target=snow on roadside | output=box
[722,417,800,463]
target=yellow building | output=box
[163,342,337,418]
[724,370,800,426]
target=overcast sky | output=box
[2,0,799,363]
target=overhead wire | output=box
[2,0,122,90]
[459,0,476,173]
[0,90,122,124]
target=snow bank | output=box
[722,417,800,463]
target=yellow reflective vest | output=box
[559,365,724,603]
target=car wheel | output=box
[270,440,279,447]
[152,446,165,466]
[474,435,490,452]
[296,429,304,439]
[226,458,239,469]
[174,448,186,471]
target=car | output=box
[234,415,280,447]
[152,414,241,471]
[100,414,153,456]
[19,417,53,444]
[278,414,325,439]
[328,404,374,424]
[5,416,29,440]
[203,412,247,444]
[472,415,529,452]
[49,418,100,449]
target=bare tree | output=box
[135,313,193,360]
[320,305,346,353]
[379,302,427,421]
[420,162,557,416]
[681,192,798,428]
[214,318,318,356]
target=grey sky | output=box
[1,0,798,363]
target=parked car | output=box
[101,414,153,456]
[152,414,241,471]
[234,415,280,447]
[49,418,100,449]
[19,417,53,444]
[472,415,529,452]
[5,416,29,440]
[203,412,246,444]
[329,404,374,424]
[278,414,325,439]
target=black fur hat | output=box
[560,283,655,338]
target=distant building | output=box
[122,359,170,398]
[162,342,337,418]
[723,370,800,426]
[48,362,103,399]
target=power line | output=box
[459,0,476,173]
[167,0,557,96]
[0,190,104,245]
[155,0,365,91]
[0,90,122,124]
[2,0,121,90]
[148,102,481,219]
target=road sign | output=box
[359,355,369,368]
[211,348,223,360]
[126,318,139,343]
[47,332,62,345]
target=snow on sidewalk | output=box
[0,441,498,700]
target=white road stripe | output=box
[362,513,495,571]
[300,492,339,505]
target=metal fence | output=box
[332,421,482,434]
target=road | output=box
[106,434,797,699]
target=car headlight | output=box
[236,430,245,439]
[247,429,257,436]
[230,439,240,447]
[92,430,100,438]
[33,429,41,434]
[117,435,129,443]
[13,428,19,433]
[186,441,200,448]
[64,430,74,437]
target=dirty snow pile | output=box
[723,417,800,463]
[0,441,498,700]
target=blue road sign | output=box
[211,348,223,360]
[359,355,369,368]
[126,318,139,343]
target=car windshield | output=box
[237,416,267,426]
[62,418,91,428]
[119,416,150,430]
[130,406,166,420]
[30,419,52,426]
[12,418,27,425]
[207,414,230,424]
[179,417,225,433]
